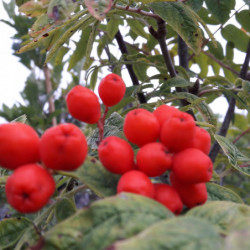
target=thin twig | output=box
[115,30,147,103]
[43,64,57,126]
[202,51,240,76]
[233,128,250,144]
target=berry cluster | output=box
[0,122,88,213]
[99,105,213,215]
[0,73,125,214]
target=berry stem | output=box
[98,106,109,143]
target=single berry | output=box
[66,85,101,124]
[98,73,126,107]
[153,104,180,129]
[136,142,172,177]
[98,136,135,175]
[5,164,55,213]
[170,172,208,208]
[117,170,155,198]
[154,183,183,215]
[123,108,160,147]
[160,111,196,152]
[189,126,211,155]
[39,123,88,171]
[0,122,40,170]
[172,148,213,184]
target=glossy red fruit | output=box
[66,85,101,124]
[98,73,126,107]
[136,142,172,177]
[6,164,55,213]
[40,123,88,171]
[154,183,183,214]
[172,148,213,184]
[170,172,208,208]
[190,126,211,155]
[117,170,155,198]
[153,104,180,129]
[160,111,196,152]
[123,108,160,147]
[98,136,135,175]
[0,122,40,170]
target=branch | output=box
[233,127,250,144]
[43,64,57,127]
[178,36,188,70]
[202,51,240,76]
[115,30,147,104]
[149,20,195,118]
[209,41,250,162]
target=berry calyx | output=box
[160,111,196,152]
[136,142,172,177]
[123,108,160,147]
[98,136,135,175]
[5,164,55,213]
[98,73,126,107]
[154,183,183,215]
[39,123,88,171]
[66,85,101,124]
[117,170,155,198]
[172,148,213,184]
[0,122,40,170]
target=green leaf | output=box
[160,76,192,92]
[11,114,27,123]
[205,0,235,24]
[127,19,149,39]
[214,135,250,176]
[225,229,250,250]
[206,183,244,204]
[197,7,220,25]
[186,0,203,11]
[111,217,223,250]
[68,26,92,71]
[16,0,30,7]
[19,1,47,17]
[55,197,77,222]
[149,2,203,53]
[43,193,173,250]
[226,41,234,62]
[89,66,99,90]
[196,53,209,78]
[46,14,95,63]
[221,24,250,52]
[76,156,120,197]
[207,41,224,60]
[0,217,33,249]
[85,0,112,21]
[236,10,250,33]
[186,201,250,234]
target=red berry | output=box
[0,122,40,170]
[5,164,55,213]
[98,136,135,175]
[39,123,88,171]
[154,183,183,215]
[153,104,180,128]
[189,126,211,155]
[136,142,172,177]
[66,85,101,124]
[123,108,160,147]
[160,111,196,152]
[117,170,155,198]
[98,73,126,107]
[170,172,208,208]
[172,148,213,184]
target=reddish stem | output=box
[98,106,109,143]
